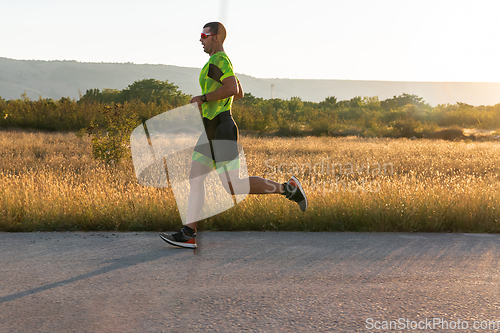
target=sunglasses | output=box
[200,32,217,39]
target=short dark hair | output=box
[203,22,226,43]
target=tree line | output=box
[1,78,500,139]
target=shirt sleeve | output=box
[214,54,235,82]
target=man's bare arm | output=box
[190,76,240,108]
[234,80,244,101]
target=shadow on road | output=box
[0,249,171,304]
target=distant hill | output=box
[1,57,499,106]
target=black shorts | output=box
[192,111,240,173]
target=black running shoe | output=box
[159,228,197,249]
[282,176,308,212]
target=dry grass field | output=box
[1,129,500,232]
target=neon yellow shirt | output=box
[199,52,236,120]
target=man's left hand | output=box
[190,96,203,110]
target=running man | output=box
[160,22,307,249]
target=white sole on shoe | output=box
[290,176,308,212]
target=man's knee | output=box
[189,174,208,187]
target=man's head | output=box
[203,22,226,43]
[200,22,226,55]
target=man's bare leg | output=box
[159,160,212,249]
[187,170,284,230]
[184,161,213,228]
[217,169,307,211]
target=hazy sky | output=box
[2,0,499,82]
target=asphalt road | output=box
[1,231,500,332]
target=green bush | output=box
[87,104,140,164]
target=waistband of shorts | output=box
[204,110,232,122]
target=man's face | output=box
[200,27,216,54]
